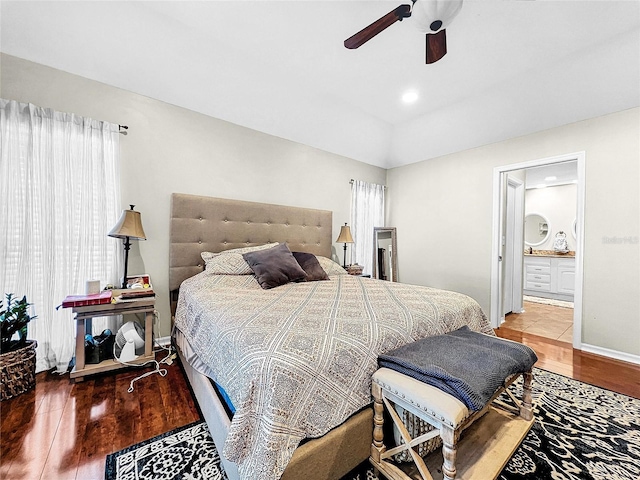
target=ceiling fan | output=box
[344,0,463,64]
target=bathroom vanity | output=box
[524,251,575,302]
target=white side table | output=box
[70,299,155,382]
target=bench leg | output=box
[371,382,435,480]
[441,425,458,480]
[520,370,534,421]
[371,382,386,463]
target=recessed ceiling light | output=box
[544,176,557,181]
[402,91,419,103]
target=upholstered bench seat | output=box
[374,367,470,431]
[370,367,534,480]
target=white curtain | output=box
[0,99,122,373]
[350,180,385,276]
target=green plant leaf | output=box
[1,293,37,353]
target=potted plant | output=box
[1,294,38,401]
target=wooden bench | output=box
[370,367,534,480]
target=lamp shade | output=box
[336,224,354,244]
[108,205,146,240]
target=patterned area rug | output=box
[105,369,640,480]
[105,422,226,480]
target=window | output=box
[350,180,385,276]
[0,99,122,372]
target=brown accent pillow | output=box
[242,243,307,289]
[292,252,329,282]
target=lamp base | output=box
[122,236,131,289]
[342,243,348,269]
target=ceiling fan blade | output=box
[344,4,412,49]
[426,29,447,64]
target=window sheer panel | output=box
[350,180,385,276]
[0,99,122,373]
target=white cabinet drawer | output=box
[526,265,551,275]
[526,281,552,292]
[525,257,551,266]
[557,259,575,270]
[526,273,551,284]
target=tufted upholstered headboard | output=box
[169,193,333,294]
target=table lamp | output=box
[109,205,146,288]
[336,223,354,268]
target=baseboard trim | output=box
[156,336,172,347]
[581,343,640,366]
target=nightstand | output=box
[345,264,364,276]
[70,298,155,382]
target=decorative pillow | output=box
[242,243,307,289]
[201,243,279,275]
[292,252,329,282]
[315,255,348,276]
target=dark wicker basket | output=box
[0,340,37,401]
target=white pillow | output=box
[201,243,279,275]
[315,256,348,276]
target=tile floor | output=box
[502,301,573,343]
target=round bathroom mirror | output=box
[524,213,550,247]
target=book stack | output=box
[113,287,155,303]
[62,291,113,308]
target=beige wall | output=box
[1,54,386,336]
[3,53,639,358]
[387,107,640,357]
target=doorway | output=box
[503,176,524,316]
[490,152,585,349]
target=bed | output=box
[169,193,493,480]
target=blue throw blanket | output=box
[378,326,538,411]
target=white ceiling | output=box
[523,161,577,189]
[1,1,639,169]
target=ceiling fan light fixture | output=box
[430,20,443,32]
[343,0,463,64]
[412,0,463,33]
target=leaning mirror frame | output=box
[373,227,398,282]
[524,213,550,247]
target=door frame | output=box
[490,152,585,349]
[503,175,525,316]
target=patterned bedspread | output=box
[174,267,492,480]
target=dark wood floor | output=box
[1,353,201,480]
[2,332,639,480]
[495,327,640,400]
